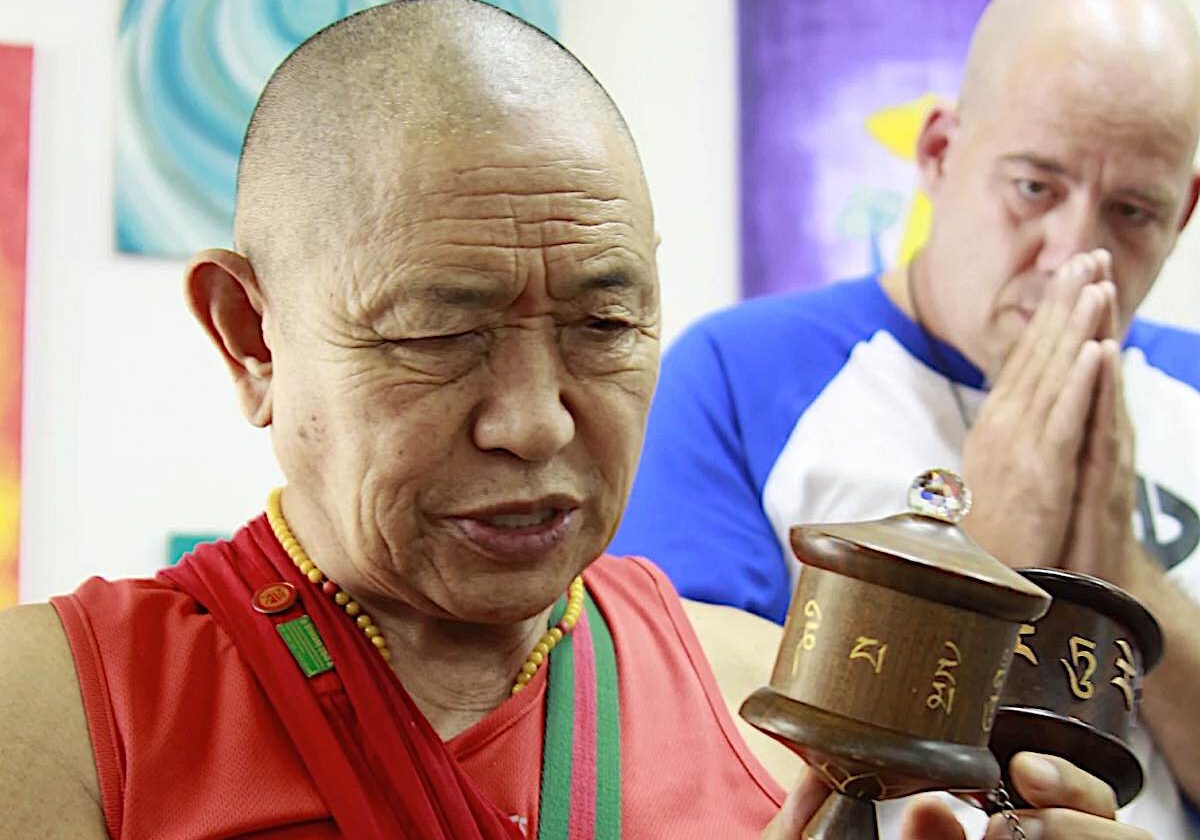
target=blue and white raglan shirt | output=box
[611,275,1200,839]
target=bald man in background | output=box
[615,0,1200,836]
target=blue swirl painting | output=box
[116,0,560,257]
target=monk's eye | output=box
[582,318,636,338]
[560,315,641,372]
[379,331,490,381]
[391,331,484,351]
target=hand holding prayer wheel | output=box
[742,470,1052,838]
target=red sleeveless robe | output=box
[51,514,783,838]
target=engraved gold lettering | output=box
[1014,624,1039,666]
[789,599,823,677]
[1111,639,1137,711]
[1060,635,1098,700]
[981,666,1008,733]
[849,636,888,674]
[926,641,962,715]
[800,599,822,651]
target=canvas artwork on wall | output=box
[0,44,32,609]
[739,0,988,297]
[116,0,560,257]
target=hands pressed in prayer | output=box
[954,246,1200,807]
[961,249,1133,579]
[761,753,1149,840]
[1057,283,1142,589]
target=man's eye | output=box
[1014,178,1051,200]
[1112,202,1153,226]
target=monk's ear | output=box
[915,101,960,198]
[185,248,273,428]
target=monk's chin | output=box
[431,556,597,626]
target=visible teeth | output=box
[484,510,557,529]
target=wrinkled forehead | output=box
[389,122,649,217]
[320,122,657,321]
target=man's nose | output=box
[1035,198,1107,274]
[471,329,575,461]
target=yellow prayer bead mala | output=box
[511,574,585,696]
[266,488,585,693]
[267,488,392,662]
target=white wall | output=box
[7,0,285,602]
[562,0,739,342]
[5,0,1200,602]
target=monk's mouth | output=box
[449,508,578,557]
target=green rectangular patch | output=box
[277,616,334,677]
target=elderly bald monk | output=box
[616,0,1200,836]
[0,2,1147,838]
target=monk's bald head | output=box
[233,0,643,292]
[960,0,1200,137]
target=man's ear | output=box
[915,102,960,198]
[1176,169,1200,233]
[185,248,273,428]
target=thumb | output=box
[900,795,968,840]
[760,765,830,839]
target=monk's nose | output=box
[471,332,576,461]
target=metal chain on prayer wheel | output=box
[740,469,1052,839]
[988,567,1163,811]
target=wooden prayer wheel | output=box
[741,470,1052,839]
[989,568,1163,809]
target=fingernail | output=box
[1019,753,1059,791]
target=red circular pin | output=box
[253,582,298,614]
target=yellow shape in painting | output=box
[866,93,940,265]
[866,93,939,161]
[0,468,18,609]
[0,251,18,609]
[896,194,933,266]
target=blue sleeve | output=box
[1127,318,1200,389]
[609,322,792,623]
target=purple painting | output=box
[739,0,988,297]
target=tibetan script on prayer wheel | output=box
[990,568,1163,808]
[742,470,1052,840]
[772,570,1019,746]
